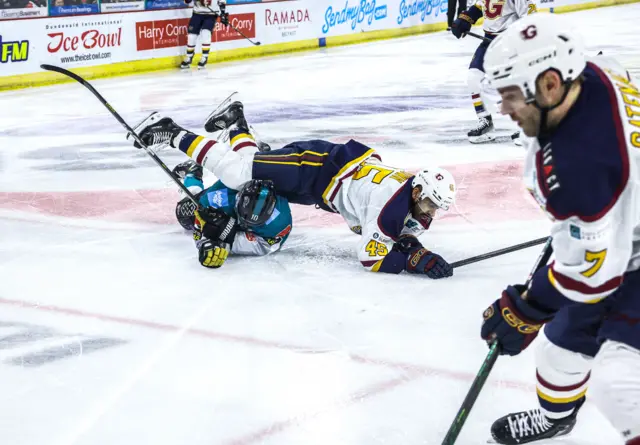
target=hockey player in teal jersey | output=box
[172,160,292,269]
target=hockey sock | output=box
[177,133,220,165]
[201,29,211,58]
[535,337,593,420]
[536,369,589,419]
[472,93,490,119]
[185,33,197,60]
[229,129,258,153]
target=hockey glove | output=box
[451,13,474,39]
[393,235,453,279]
[218,1,229,25]
[480,285,554,356]
[194,207,238,246]
[198,239,230,269]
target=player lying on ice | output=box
[129,101,457,279]
[170,159,292,269]
[478,14,640,445]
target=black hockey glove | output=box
[480,285,554,356]
[451,14,473,39]
[194,207,238,246]
[217,1,229,25]
[198,239,230,269]
[393,235,453,279]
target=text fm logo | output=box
[0,35,29,63]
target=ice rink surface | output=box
[1,6,640,445]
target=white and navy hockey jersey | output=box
[464,0,536,35]
[323,158,429,273]
[523,57,640,308]
[188,0,223,15]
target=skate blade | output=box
[204,91,239,131]
[469,133,497,144]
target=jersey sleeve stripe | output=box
[548,263,623,296]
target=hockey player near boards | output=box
[130,102,457,279]
[181,0,229,69]
[479,14,640,445]
[172,159,292,269]
[451,0,537,143]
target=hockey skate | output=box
[511,131,523,146]
[127,112,183,149]
[468,116,496,143]
[489,400,583,444]
[180,56,193,70]
[197,56,208,70]
[204,100,249,133]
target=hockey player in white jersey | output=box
[479,14,640,444]
[129,103,457,278]
[181,0,229,69]
[451,0,536,143]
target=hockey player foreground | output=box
[478,14,640,445]
[129,102,458,279]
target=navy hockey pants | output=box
[545,268,640,356]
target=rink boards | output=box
[0,0,639,91]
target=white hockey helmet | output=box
[484,13,586,101]
[412,167,456,211]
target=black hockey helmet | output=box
[235,180,277,227]
[175,196,199,231]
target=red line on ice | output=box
[0,296,536,443]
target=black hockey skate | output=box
[511,131,523,146]
[180,56,193,70]
[468,115,496,144]
[204,100,249,133]
[172,160,203,181]
[490,401,583,444]
[127,112,183,149]
[197,56,208,70]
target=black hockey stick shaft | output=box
[205,6,260,46]
[229,22,261,46]
[451,236,549,269]
[467,31,492,43]
[440,237,554,445]
[40,64,202,208]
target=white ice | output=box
[1,6,639,445]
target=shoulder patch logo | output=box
[570,224,581,239]
[207,189,229,208]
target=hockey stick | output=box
[205,5,261,46]
[228,22,261,46]
[451,236,549,269]
[440,237,554,445]
[40,64,202,209]
[467,31,493,43]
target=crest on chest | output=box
[538,142,561,194]
[526,142,560,220]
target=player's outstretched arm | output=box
[357,232,452,279]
